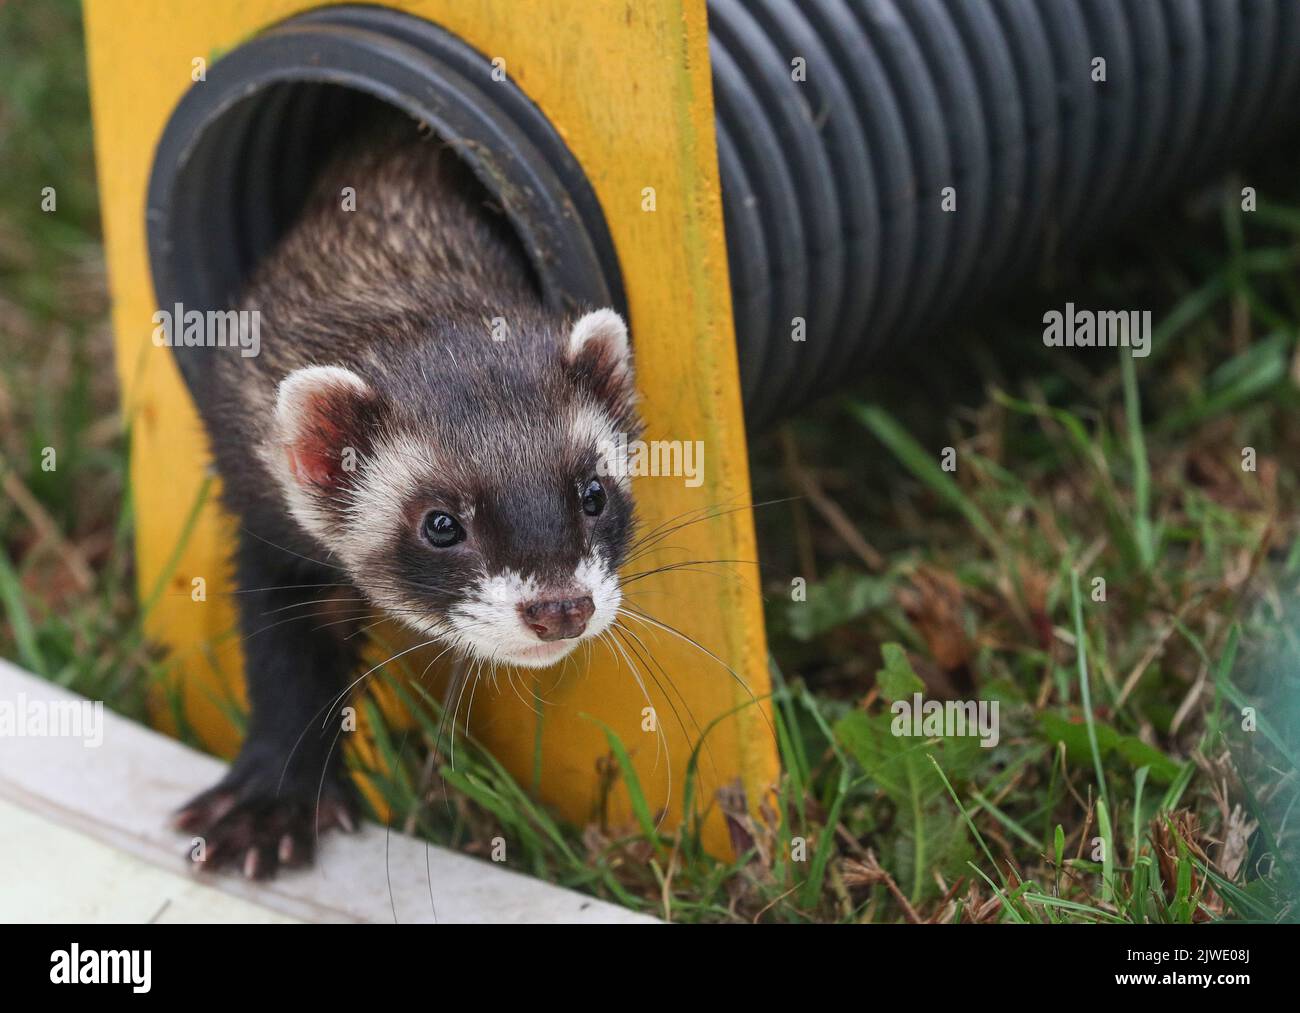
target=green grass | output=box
[2,0,1297,922]
[746,171,1300,922]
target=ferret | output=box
[173,116,641,878]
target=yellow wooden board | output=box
[84,0,775,856]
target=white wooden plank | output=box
[0,660,655,923]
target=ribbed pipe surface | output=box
[715,0,1300,425]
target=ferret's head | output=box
[262,309,640,668]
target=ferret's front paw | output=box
[174,769,360,879]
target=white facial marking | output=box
[570,401,629,491]
[447,568,539,658]
[443,555,621,669]
[338,431,441,565]
[575,554,621,639]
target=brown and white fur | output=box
[174,115,641,878]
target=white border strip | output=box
[0,659,655,924]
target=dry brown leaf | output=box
[897,567,973,676]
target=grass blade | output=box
[846,401,1000,553]
[1071,569,1110,812]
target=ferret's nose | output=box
[521,596,595,641]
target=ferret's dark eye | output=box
[581,478,607,517]
[421,511,465,548]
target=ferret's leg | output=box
[174,532,363,878]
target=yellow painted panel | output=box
[84,0,775,855]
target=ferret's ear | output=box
[565,309,634,407]
[270,365,378,492]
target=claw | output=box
[175,770,360,879]
[173,791,236,833]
